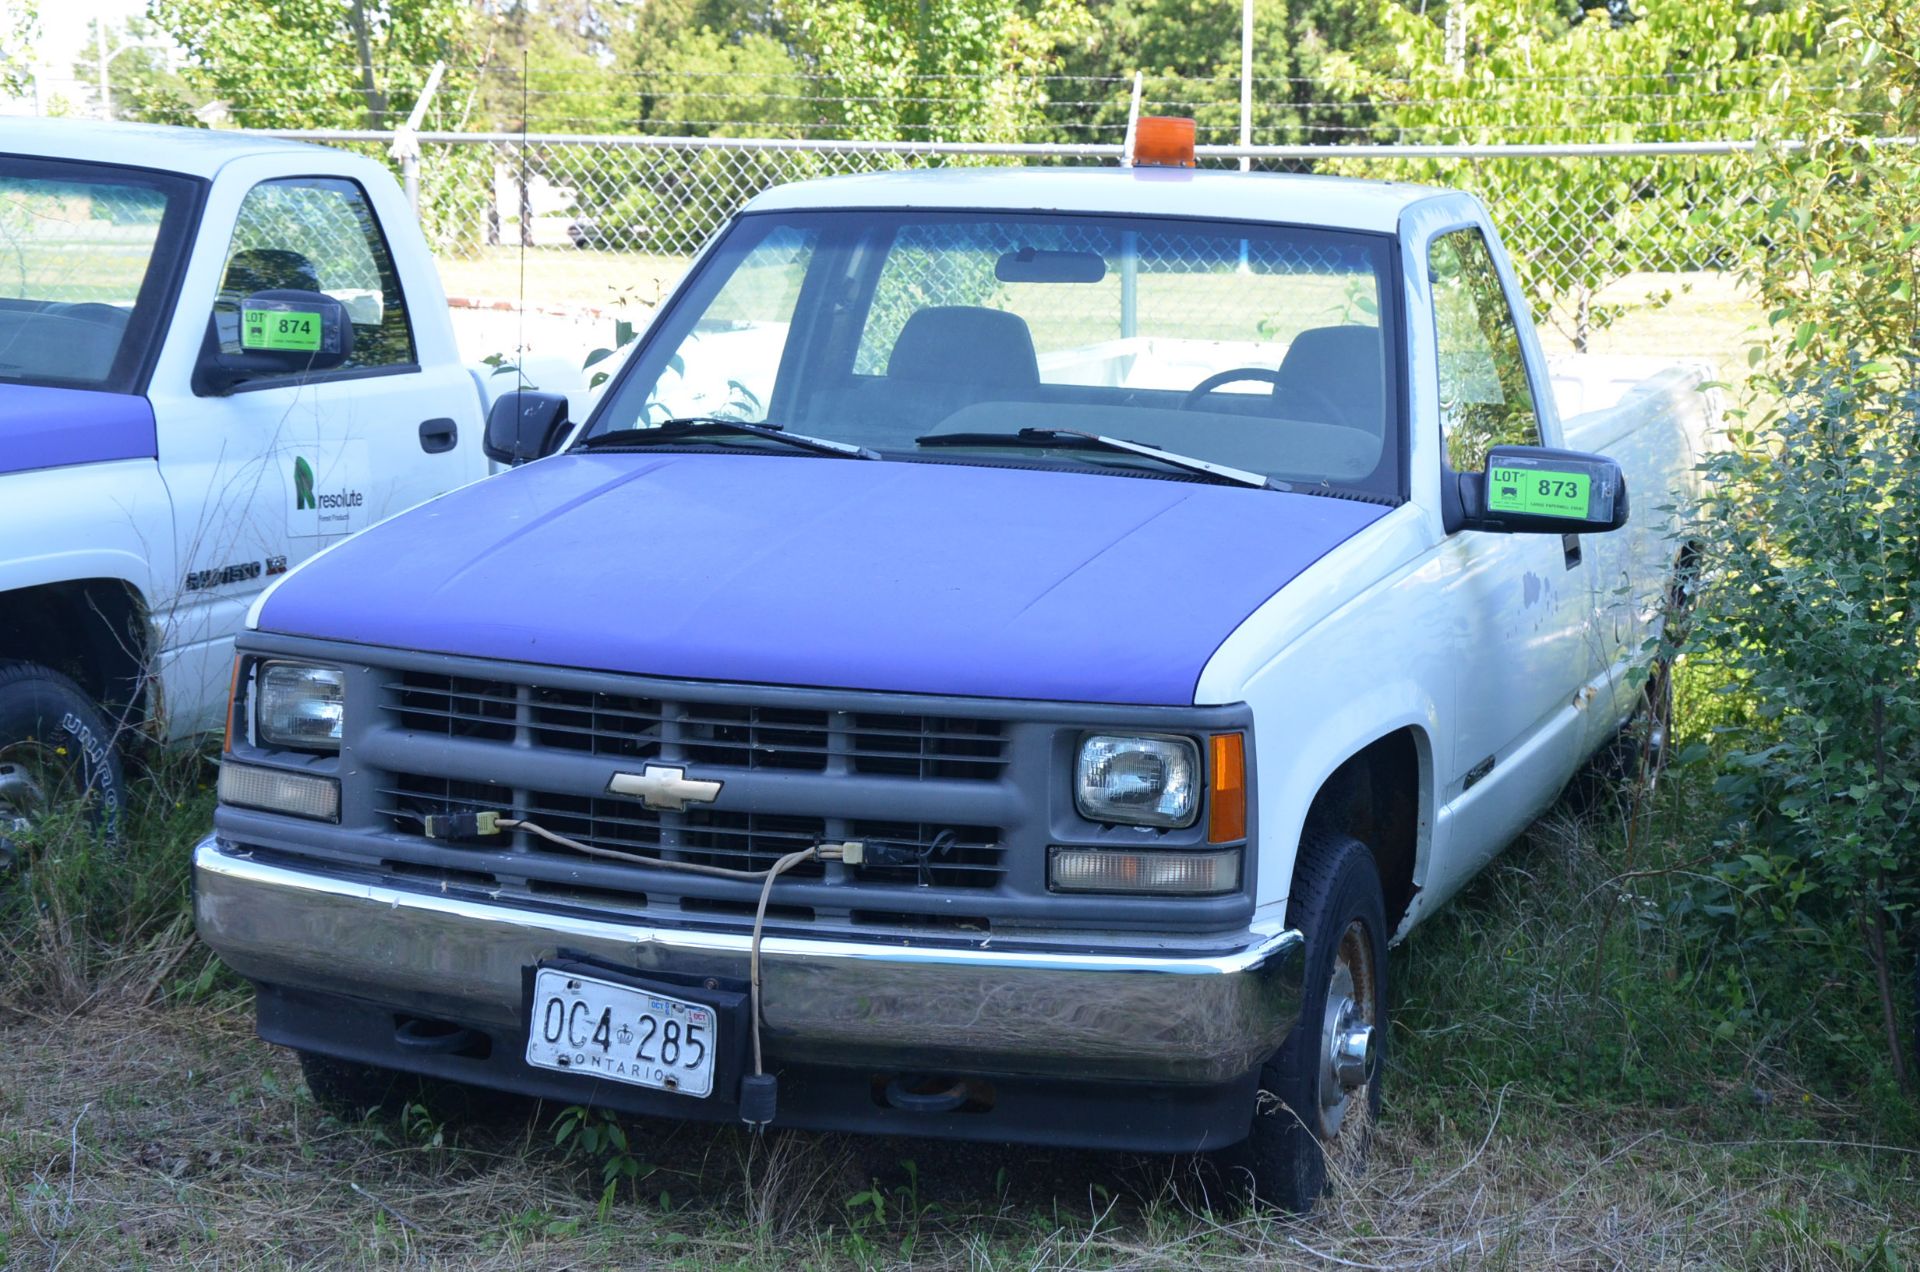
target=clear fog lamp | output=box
[256,661,345,751]
[1074,734,1199,828]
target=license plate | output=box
[525,968,716,1098]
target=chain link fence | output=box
[249,129,1786,357]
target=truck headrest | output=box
[887,306,1040,388]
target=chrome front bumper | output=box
[194,836,1304,1085]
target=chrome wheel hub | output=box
[1330,1001,1375,1090]
[1316,919,1378,1140]
[0,760,44,823]
[0,761,43,865]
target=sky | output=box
[25,0,157,112]
[38,0,150,70]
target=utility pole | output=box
[1239,0,1254,171]
[96,21,110,120]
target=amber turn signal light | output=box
[222,655,243,755]
[1209,732,1247,842]
[1132,115,1196,168]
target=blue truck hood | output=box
[258,453,1388,705]
[0,383,157,477]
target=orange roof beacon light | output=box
[1131,115,1197,169]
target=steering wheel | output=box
[50,302,129,329]
[1181,366,1348,427]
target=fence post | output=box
[389,61,446,221]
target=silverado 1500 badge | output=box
[607,764,724,811]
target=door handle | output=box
[1562,533,1582,571]
[418,417,458,454]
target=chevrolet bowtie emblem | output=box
[606,764,723,811]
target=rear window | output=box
[0,157,199,392]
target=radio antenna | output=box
[517,48,528,390]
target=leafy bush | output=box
[1679,4,1920,1087]
[1684,365,1920,1084]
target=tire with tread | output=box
[1211,827,1388,1212]
[0,661,127,839]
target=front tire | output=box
[0,662,127,859]
[1220,829,1388,1212]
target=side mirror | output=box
[197,290,352,394]
[1458,444,1629,534]
[485,390,571,466]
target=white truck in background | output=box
[0,120,580,845]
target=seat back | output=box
[222,248,323,297]
[1272,324,1385,434]
[887,306,1040,390]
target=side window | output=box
[216,177,415,372]
[1429,228,1541,472]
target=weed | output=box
[553,1104,655,1218]
[0,746,217,1013]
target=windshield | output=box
[593,207,1402,497]
[0,157,199,392]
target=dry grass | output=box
[3,997,1913,1269]
[6,791,1916,1272]
[1536,270,1764,381]
[431,245,688,310]
[1,626,1911,1271]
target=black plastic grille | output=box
[377,672,1011,892]
[387,672,1008,779]
[375,775,1003,889]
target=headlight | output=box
[1075,734,1199,828]
[255,661,345,751]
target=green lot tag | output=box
[241,308,323,353]
[1487,465,1591,518]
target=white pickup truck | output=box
[194,141,1713,1209]
[0,120,573,844]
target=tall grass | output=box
[0,746,219,1015]
[4,714,1915,1266]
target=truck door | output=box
[214,175,486,554]
[1424,225,1597,885]
[150,168,488,738]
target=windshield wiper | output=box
[577,417,880,461]
[916,427,1278,490]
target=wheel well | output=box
[1303,728,1424,930]
[0,580,150,731]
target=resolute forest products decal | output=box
[289,442,371,538]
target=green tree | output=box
[1321,0,1829,348]
[1682,4,1920,1088]
[71,17,205,125]
[627,29,812,138]
[149,0,473,130]
[1,0,38,99]
[469,1,634,133]
[784,0,1093,141]
[1057,0,1391,147]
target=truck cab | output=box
[194,161,1711,1209]
[0,121,502,840]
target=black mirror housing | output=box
[485,390,571,466]
[197,290,352,394]
[1458,444,1629,535]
